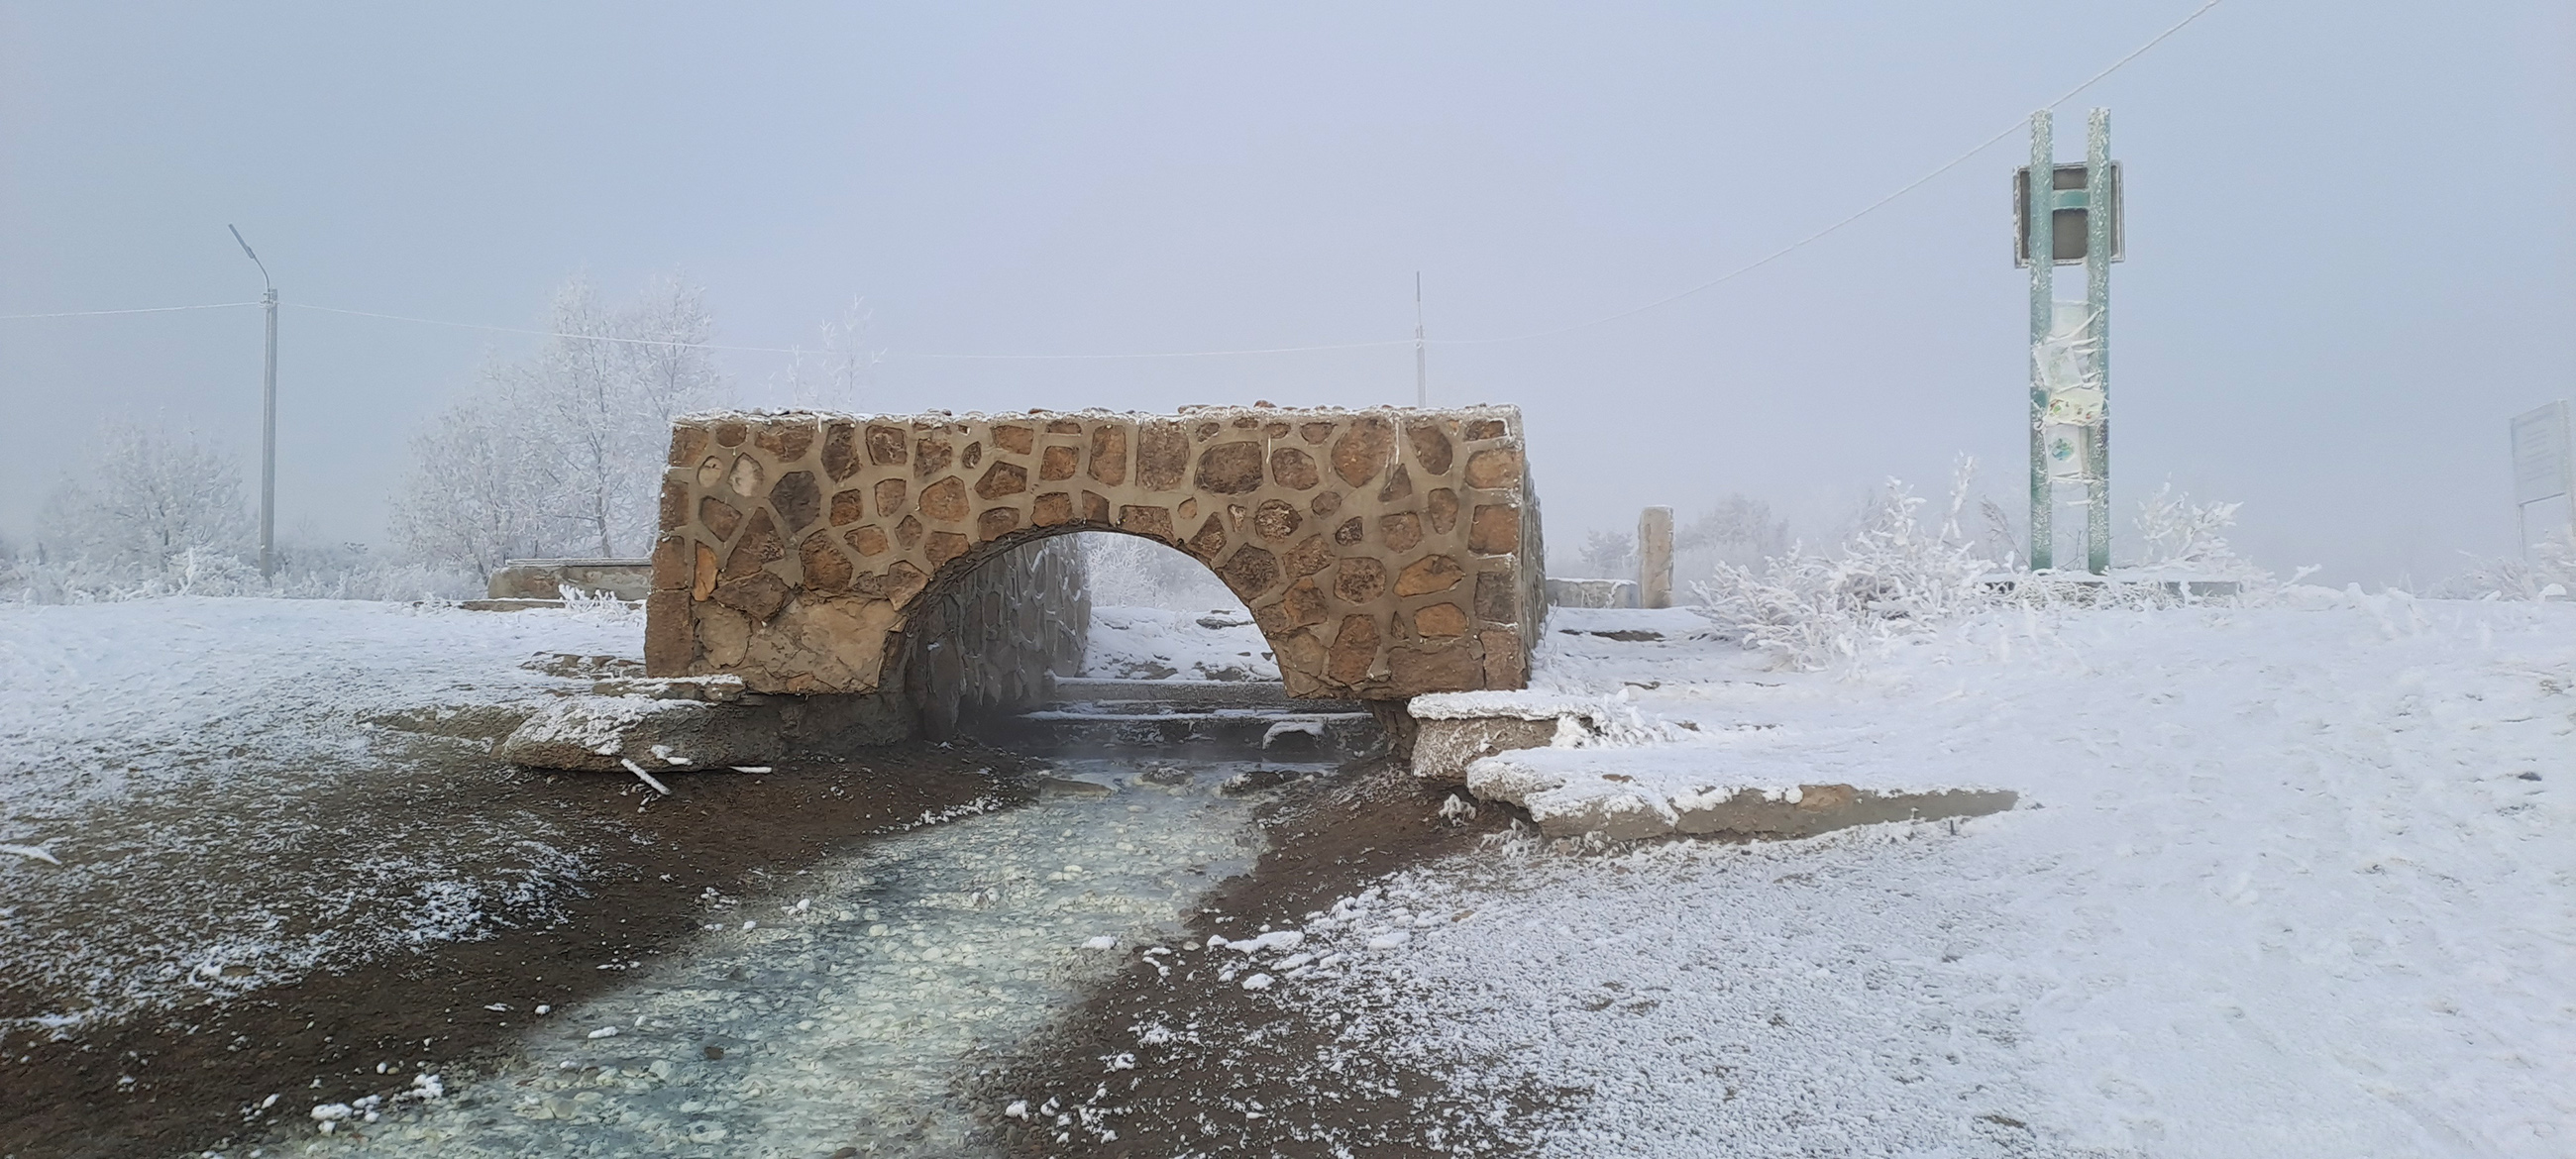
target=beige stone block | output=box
[1334,558,1387,603]
[1137,422,1187,489]
[644,590,695,676]
[1119,504,1173,541]
[1195,441,1265,493]
[669,425,708,469]
[1464,446,1521,489]
[773,471,820,532]
[754,420,814,463]
[1469,503,1520,555]
[1270,446,1319,490]
[975,461,1027,499]
[1087,425,1128,485]
[1332,417,1395,487]
[1395,554,1465,596]
[1326,613,1380,685]
[822,421,862,479]
[1413,601,1468,637]
[1406,421,1453,474]
[865,424,908,466]
[727,454,766,498]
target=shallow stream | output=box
[323,752,1314,1158]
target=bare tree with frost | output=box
[1576,529,1636,580]
[36,422,255,578]
[1676,494,1791,575]
[388,402,553,581]
[392,274,728,575]
[760,297,881,411]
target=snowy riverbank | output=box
[1041,590,2575,1157]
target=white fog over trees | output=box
[35,423,253,578]
[389,275,727,578]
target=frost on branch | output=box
[1691,459,1991,670]
[2428,536,2576,601]
[2133,482,2246,573]
[389,274,729,578]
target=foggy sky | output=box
[2,2,2570,585]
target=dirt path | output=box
[974,757,1557,1157]
[0,742,1032,1159]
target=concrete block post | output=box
[1638,506,1673,609]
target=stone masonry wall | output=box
[904,535,1089,738]
[645,405,1540,700]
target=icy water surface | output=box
[325,755,1305,1158]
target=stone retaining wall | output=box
[646,405,1541,700]
[903,535,1089,738]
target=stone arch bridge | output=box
[644,405,1541,702]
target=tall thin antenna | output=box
[1413,272,1427,407]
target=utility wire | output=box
[290,302,1409,360]
[284,302,837,356]
[1436,0,2226,347]
[0,301,259,320]
[0,0,2221,361]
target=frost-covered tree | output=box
[37,423,254,577]
[388,403,553,580]
[760,297,881,411]
[392,274,729,575]
[1576,529,1635,579]
[1676,494,1790,573]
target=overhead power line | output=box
[0,0,2224,363]
[0,302,260,320]
[1439,0,2225,348]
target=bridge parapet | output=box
[645,405,1541,700]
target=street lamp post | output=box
[228,225,277,580]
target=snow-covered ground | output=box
[1080,605,1276,683]
[0,597,639,1026]
[9,592,2570,1156]
[1246,591,2574,1157]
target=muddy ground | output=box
[0,741,1034,1159]
[3,731,1544,1159]
[974,757,1560,1158]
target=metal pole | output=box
[260,286,277,579]
[228,226,276,580]
[2026,111,2054,571]
[2085,108,2112,575]
[1413,271,1427,407]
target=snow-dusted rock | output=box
[1465,749,2014,840]
[496,685,912,772]
[497,695,727,772]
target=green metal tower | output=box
[2017,108,2120,574]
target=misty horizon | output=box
[3,1,2571,586]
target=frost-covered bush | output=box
[1693,465,2285,670]
[1691,461,1991,670]
[2426,538,2576,601]
[2132,482,2251,574]
[0,546,479,604]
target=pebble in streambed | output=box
[337,756,1318,1157]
